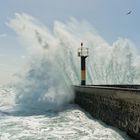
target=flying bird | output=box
[126,10,132,15]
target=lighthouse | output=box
[78,42,88,85]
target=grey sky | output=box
[0,0,140,84]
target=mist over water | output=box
[8,13,140,111]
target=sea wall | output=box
[74,85,140,139]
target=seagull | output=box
[126,10,132,15]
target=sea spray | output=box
[9,13,140,111]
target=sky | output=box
[0,0,140,85]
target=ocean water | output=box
[0,87,131,140]
[0,13,140,139]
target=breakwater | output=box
[74,85,140,139]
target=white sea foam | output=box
[0,88,131,140]
[8,13,140,112]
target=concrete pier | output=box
[74,85,140,139]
